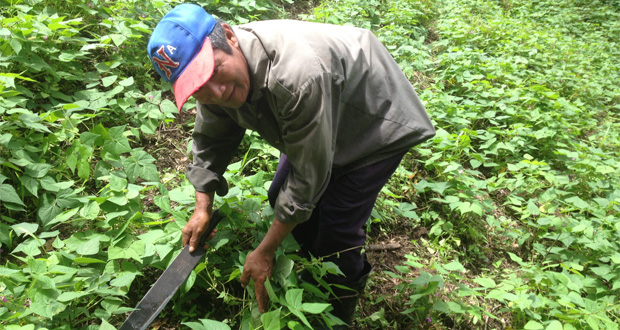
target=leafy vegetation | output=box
[1,0,619,329]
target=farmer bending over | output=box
[147,4,435,327]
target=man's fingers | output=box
[206,229,217,241]
[255,279,268,313]
[240,268,250,287]
[181,224,194,247]
[188,234,200,253]
[182,231,189,247]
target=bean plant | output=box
[1,0,619,329]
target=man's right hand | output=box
[182,191,216,253]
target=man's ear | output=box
[221,23,239,49]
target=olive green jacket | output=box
[187,20,435,224]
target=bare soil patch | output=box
[143,108,197,176]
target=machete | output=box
[119,210,224,330]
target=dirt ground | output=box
[142,107,197,176]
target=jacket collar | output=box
[234,27,270,103]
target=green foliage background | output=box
[1,0,619,329]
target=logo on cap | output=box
[152,45,179,79]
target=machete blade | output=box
[119,210,224,330]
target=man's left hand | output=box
[240,248,274,313]
[240,217,296,313]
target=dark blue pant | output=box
[268,152,406,284]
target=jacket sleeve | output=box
[187,102,245,196]
[273,73,341,224]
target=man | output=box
[147,3,435,326]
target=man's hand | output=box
[182,191,216,253]
[240,249,274,313]
[239,217,297,313]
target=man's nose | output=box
[203,80,224,101]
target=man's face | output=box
[192,25,250,109]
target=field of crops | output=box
[1,0,619,329]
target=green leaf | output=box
[585,316,600,330]
[109,174,127,192]
[546,320,563,330]
[570,219,586,231]
[182,322,206,330]
[73,257,106,264]
[102,75,118,87]
[62,103,86,111]
[183,319,231,330]
[118,77,134,87]
[76,237,100,255]
[283,288,313,327]
[287,321,305,330]
[80,201,100,220]
[0,223,12,246]
[527,200,540,215]
[302,302,330,314]
[108,240,145,262]
[0,267,21,277]
[595,165,615,175]
[123,149,158,182]
[470,159,482,168]
[77,159,91,179]
[25,163,53,178]
[261,308,281,330]
[457,201,476,215]
[444,260,465,272]
[273,254,294,285]
[285,288,304,309]
[40,176,73,192]
[469,202,483,216]
[29,299,62,318]
[66,152,78,173]
[169,187,194,204]
[473,277,496,288]
[57,291,90,302]
[0,74,15,88]
[507,252,525,265]
[100,319,117,330]
[182,270,197,294]
[110,34,127,46]
[450,301,466,314]
[47,207,80,228]
[28,257,47,274]
[11,222,38,236]
[0,184,26,206]
[13,238,44,257]
[9,38,22,54]
[432,300,450,313]
[20,175,38,197]
[160,99,177,114]
[429,181,450,195]
[264,277,279,303]
[5,325,35,330]
[110,272,137,287]
[0,133,12,146]
[101,298,123,313]
[565,196,589,209]
[524,320,544,330]
[80,131,103,146]
[103,126,131,157]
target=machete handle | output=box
[119,210,225,330]
[198,209,224,247]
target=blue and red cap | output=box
[147,4,216,112]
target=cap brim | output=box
[172,38,215,112]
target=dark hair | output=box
[210,20,233,54]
